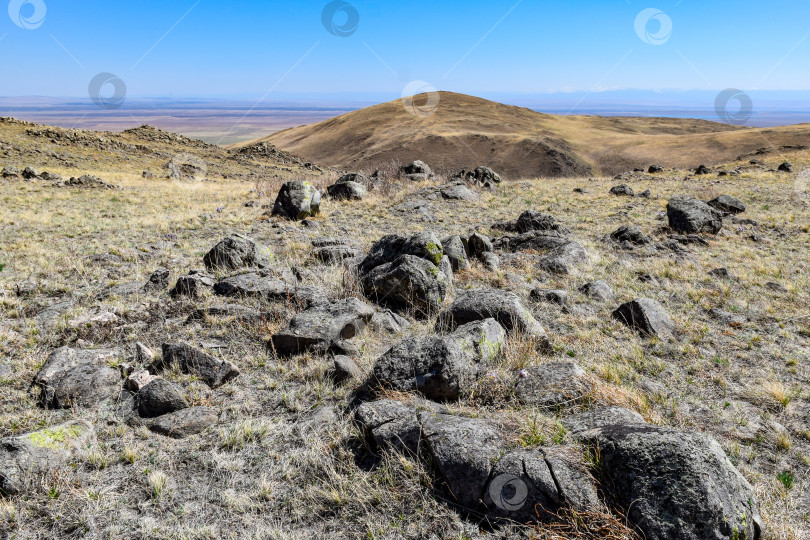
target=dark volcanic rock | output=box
[327,178,367,200]
[514,362,591,408]
[158,343,240,388]
[203,233,274,271]
[609,225,651,246]
[170,270,215,298]
[707,195,746,215]
[272,180,321,220]
[667,196,723,234]
[32,347,122,409]
[610,184,635,196]
[136,379,188,418]
[145,406,217,439]
[613,298,674,338]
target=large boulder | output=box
[203,234,274,271]
[327,176,367,200]
[272,180,321,220]
[158,343,240,388]
[613,298,674,338]
[0,421,95,495]
[372,319,506,400]
[270,298,375,356]
[436,289,550,347]
[582,424,762,540]
[402,160,432,181]
[213,272,325,307]
[136,379,188,418]
[707,195,746,215]
[471,166,501,184]
[360,232,451,317]
[667,196,723,234]
[32,348,122,409]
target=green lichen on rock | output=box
[27,424,84,450]
[425,242,443,266]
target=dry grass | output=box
[1,121,809,538]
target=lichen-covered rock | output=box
[203,233,274,271]
[442,235,471,271]
[327,179,367,201]
[0,421,95,495]
[514,362,592,408]
[372,319,506,401]
[272,180,321,220]
[471,166,501,184]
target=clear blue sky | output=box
[2,0,809,98]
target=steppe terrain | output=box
[0,111,809,539]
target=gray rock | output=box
[667,196,723,234]
[402,160,432,181]
[530,288,569,307]
[145,406,217,439]
[609,225,651,246]
[695,164,712,175]
[440,181,479,201]
[562,406,646,435]
[480,251,500,271]
[22,167,40,179]
[419,412,506,510]
[708,267,733,279]
[213,272,324,306]
[579,280,614,302]
[327,179,367,201]
[0,421,95,495]
[495,230,571,252]
[203,234,274,271]
[362,255,449,317]
[436,290,550,348]
[272,180,321,220]
[1,165,20,178]
[707,195,746,215]
[329,355,364,384]
[170,270,214,298]
[135,342,155,364]
[369,309,412,334]
[778,161,793,173]
[648,165,664,173]
[467,233,493,257]
[312,238,360,264]
[442,235,471,272]
[538,241,590,275]
[355,399,422,455]
[372,319,506,400]
[613,298,674,338]
[610,184,635,196]
[583,424,762,540]
[32,347,122,409]
[136,379,188,418]
[514,362,591,408]
[158,343,240,388]
[708,308,746,327]
[144,268,170,291]
[271,298,375,357]
[471,166,501,184]
[125,370,159,392]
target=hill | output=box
[252,92,810,178]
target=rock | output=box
[327,179,367,200]
[579,280,614,302]
[329,355,364,383]
[471,166,502,184]
[170,270,215,298]
[562,406,646,435]
[370,309,412,334]
[213,272,324,306]
[467,233,493,258]
[778,161,793,172]
[530,288,569,307]
[135,379,188,418]
[613,298,674,338]
[135,342,155,364]
[420,412,506,510]
[538,241,590,275]
[158,343,240,388]
[648,165,664,173]
[355,400,423,455]
[609,225,651,246]
[203,234,274,271]
[144,268,170,291]
[610,184,635,196]
[125,369,159,392]
[707,195,746,215]
[1,165,20,178]
[582,424,762,540]
[312,238,359,264]
[708,308,746,327]
[514,363,591,408]
[440,181,479,201]
[21,167,40,179]
[766,281,788,293]
[442,235,471,272]
[667,196,723,234]
[402,160,432,181]
[32,347,122,409]
[372,319,506,401]
[272,180,321,220]
[695,164,712,175]
[638,189,651,198]
[480,252,500,271]
[145,406,217,439]
[436,289,550,347]
[271,298,375,357]
[0,421,95,495]
[494,210,569,234]
[708,267,733,279]
[363,255,449,317]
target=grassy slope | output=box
[0,121,809,538]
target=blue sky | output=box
[2,0,810,98]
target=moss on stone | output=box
[27,424,84,450]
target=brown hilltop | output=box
[248,91,810,179]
